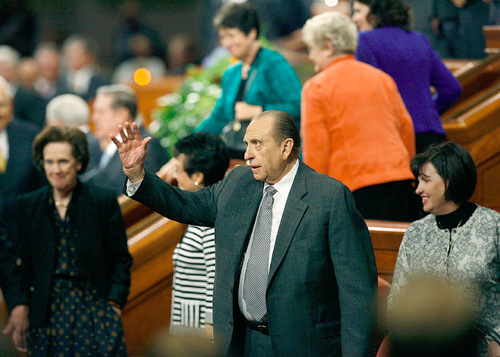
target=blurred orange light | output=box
[134,68,152,86]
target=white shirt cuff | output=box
[126,179,143,196]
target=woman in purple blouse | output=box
[355,0,462,153]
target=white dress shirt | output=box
[238,160,299,321]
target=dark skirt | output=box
[28,277,127,357]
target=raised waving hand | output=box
[110,122,152,182]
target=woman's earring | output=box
[194,182,199,186]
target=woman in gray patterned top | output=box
[388,142,500,356]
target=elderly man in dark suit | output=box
[0,75,45,216]
[0,45,46,128]
[113,110,377,356]
[81,84,169,196]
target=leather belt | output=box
[246,320,269,335]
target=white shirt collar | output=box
[0,129,8,160]
[264,159,299,199]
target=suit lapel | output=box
[230,181,263,263]
[267,163,308,286]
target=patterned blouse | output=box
[171,224,215,335]
[388,205,500,342]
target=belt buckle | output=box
[248,321,269,335]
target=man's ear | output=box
[281,138,294,160]
[117,107,131,123]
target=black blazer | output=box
[0,218,25,312]
[13,87,47,128]
[12,181,132,328]
[0,119,46,216]
[130,162,378,356]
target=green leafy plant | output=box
[149,56,231,156]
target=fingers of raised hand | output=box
[116,124,129,144]
[131,122,143,141]
[110,133,122,148]
[124,122,135,142]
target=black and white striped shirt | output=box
[171,224,215,334]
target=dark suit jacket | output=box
[130,162,378,356]
[0,218,25,312]
[11,181,132,328]
[0,119,46,216]
[13,87,47,128]
[82,126,169,196]
[62,71,110,102]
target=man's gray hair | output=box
[96,84,138,120]
[0,45,21,67]
[46,94,90,126]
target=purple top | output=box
[356,27,462,135]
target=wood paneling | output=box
[484,25,500,53]
[366,220,408,283]
[443,89,500,212]
[122,215,186,356]
[445,51,500,111]
[127,76,183,128]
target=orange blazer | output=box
[301,55,415,192]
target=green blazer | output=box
[195,48,302,135]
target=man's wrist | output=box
[126,169,145,183]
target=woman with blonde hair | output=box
[301,11,418,221]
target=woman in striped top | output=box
[169,132,229,338]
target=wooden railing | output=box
[444,51,500,111]
[366,220,408,284]
[443,88,500,212]
[121,208,186,356]
[484,25,500,54]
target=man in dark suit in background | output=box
[81,84,169,196]
[45,93,100,174]
[0,75,45,217]
[61,35,110,102]
[0,45,46,128]
[113,110,377,356]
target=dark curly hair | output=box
[411,142,477,205]
[174,132,230,187]
[213,2,260,37]
[32,126,89,174]
[369,0,413,31]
